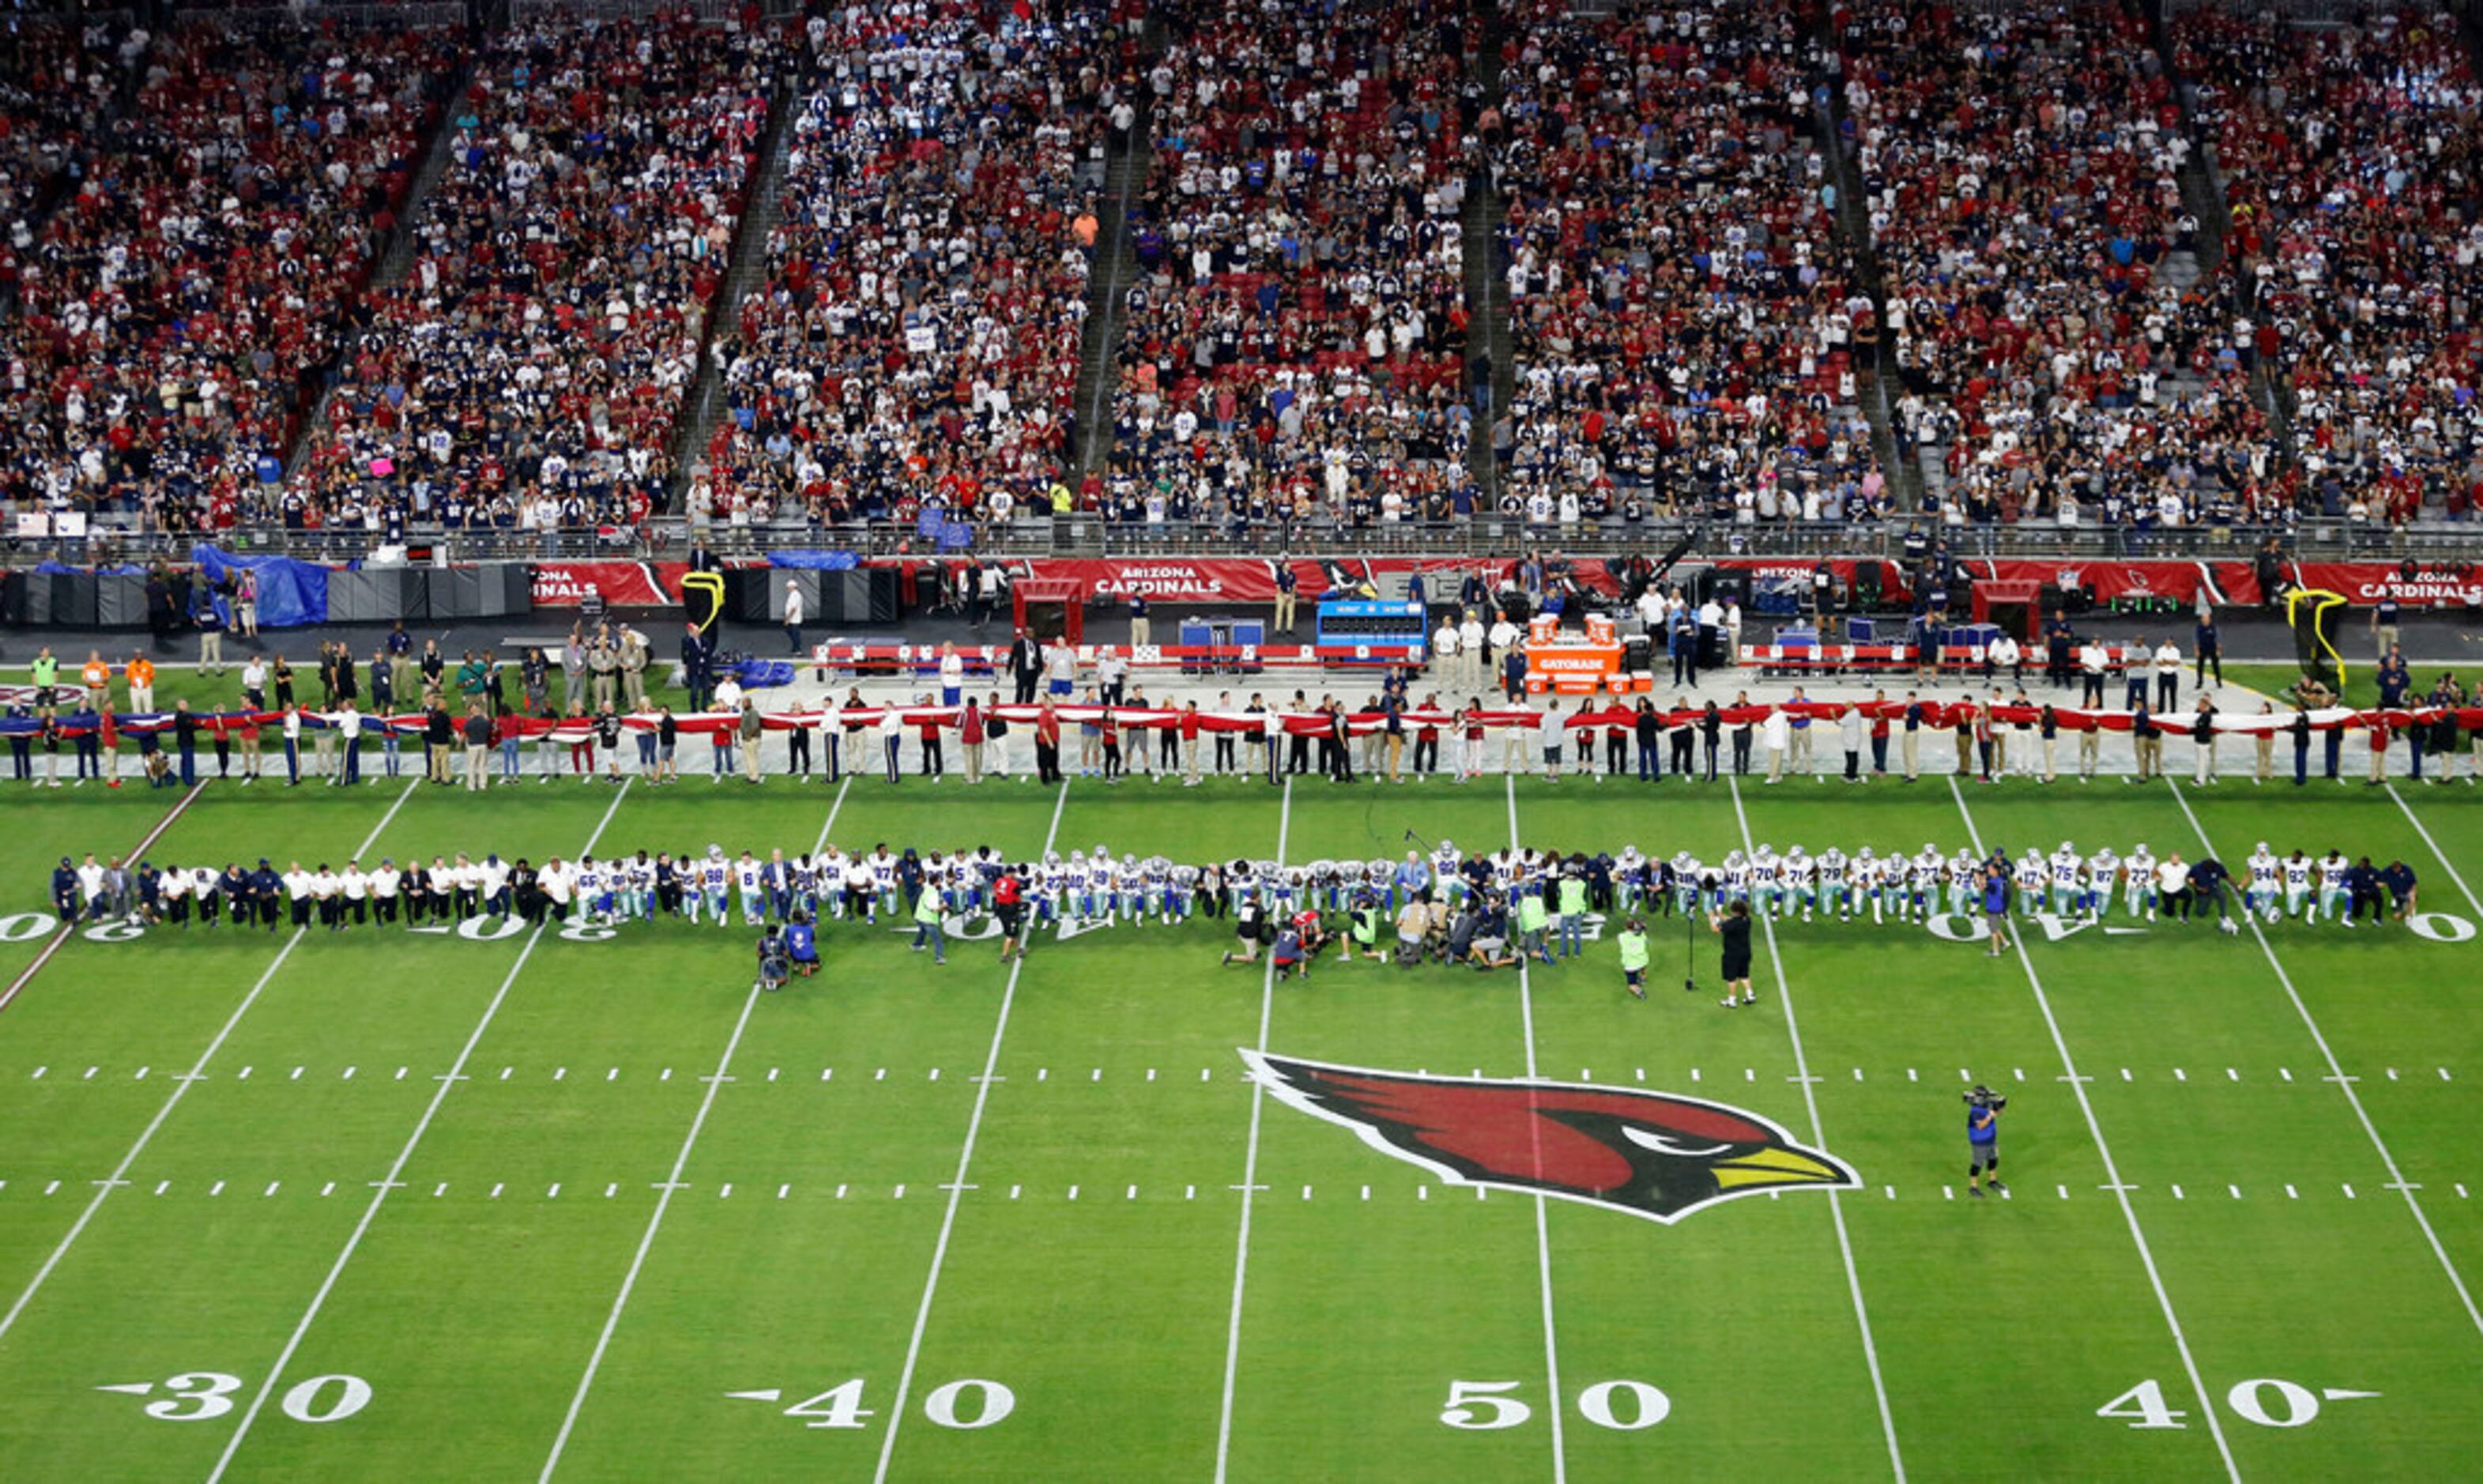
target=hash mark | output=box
[2343,1184,2357,1199]
[1067,1185,1079,1201]
[767,1068,778,1083]
[1009,1185,1021,1200]
[893,1185,905,1200]
[2385,1182,2422,1193]
[499,1067,511,1082]
[265,1182,280,1197]
[1200,1068,1212,1082]
[836,1185,848,1199]
[2281,1068,2294,1081]
[1744,1068,1755,1082]
[2387,1068,2400,1082]
[929,1068,940,1082]
[40,1180,58,1196]
[548,1184,561,1199]
[2229,1185,2243,1200]
[661,1069,674,1082]
[1581,1069,1592,1081]
[156,1181,169,1196]
[2175,1068,2187,1082]
[321,1182,335,1196]
[1884,1185,1896,1200]
[209,1181,224,1196]
[2455,1184,2470,1199]
[2172,1185,2185,1200]
[1637,1068,1648,1082]
[1147,1068,1156,1082]
[778,1185,789,1200]
[2056,1185,2069,1200]
[555,1068,567,1081]
[2013,1068,2025,1082]
[721,1185,733,1199]
[433,1183,447,1198]
[396,1068,408,1081]
[1185,1185,1196,1200]
[2227,1068,2240,1081]
[605,1184,618,1199]
[343,1065,356,1080]
[1944,1186,1954,1201]
[135,1067,148,1080]
[1127,1185,1139,1200]
[1419,1187,1430,1201]
[1906,1068,1918,1083]
[238,1066,250,1079]
[2059,1075,2094,1083]
[2326,1075,2361,1084]
[28,1067,42,1079]
[491,1184,504,1199]
[1091,1068,1102,1082]
[2120,1068,2132,1081]
[1690,1068,1700,1082]
[1037,1068,1047,1082]
[2286,1185,2300,1200]
[289,1067,303,1082]
[1361,1185,1370,1201]
[84,1067,96,1081]
[821,1068,834,1082]
[1852,1068,1863,1081]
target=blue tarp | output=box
[191,543,330,629]
[764,551,859,571]
[734,660,797,689]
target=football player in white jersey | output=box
[2317,849,2351,922]
[2280,848,2314,921]
[1750,842,1783,917]
[1910,843,1943,919]
[2244,842,2281,921]
[1946,846,1980,917]
[2082,845,2119,919]
[1719,850,1750,906]
[1783,846,1818,921]
[1821,847,1852,921]
[2014,847,2048,916]
[736,849,767,925]
[699,846,732,925]
[1671,852,1703,914]
[2123,842,2158,920]
[2048,841,2083,917]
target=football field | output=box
[2,765,2481,1480]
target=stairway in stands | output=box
[1804,7,1916,511]
[1464,0,1516,498]
[664,80,797,502]
[1066,13,1171,479]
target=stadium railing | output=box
[9,517,2477,567]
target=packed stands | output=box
[2174,3,2483,525]
[1841,0,2292,531]
[1494,0,1882,528]
[292,10,777,534]
[691,0,1117,533]
[1,17,459,532]
[1105,0,1475,528]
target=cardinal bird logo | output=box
[1242,1051,1858,1224]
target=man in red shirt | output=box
[1180,701,1204,785]
[960,697,986,784]
[1034,701,1063,785]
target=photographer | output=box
[1966,1086,2006,1198]
[1709,899,1755,1008]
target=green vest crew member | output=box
[910,885,948,965]
[1617,920,1650,1000]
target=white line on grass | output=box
[1504,774,1568,1484]
[0,778,205,1014]
[2169,778,2483,1340]
[1949,778,2241,1482]
[0,777,416,1346]
[539,775,854,1478]
[1728,778,1906,1484]
[1211,777,1291,1484]
[2382,782,2483,917]
[872,782,1072,1484]
[209,779,634,1482]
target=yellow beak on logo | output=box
[1711,1145,1847,1191]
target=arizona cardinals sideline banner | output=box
[528,561,691,608]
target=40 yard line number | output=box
[727,1378,1015,1432]
[2100,1378,2380,1431]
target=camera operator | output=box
[1965,1086,2006,1198]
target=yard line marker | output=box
[873,781,1069,1484]
[154,1181,168,1196]
[767,1068,778,1083]
[2281,1068,2293,1082]
[2344,1184,2358,1200]
[0,782,429,1347]
[212,778,631,1482]
[719,1185,733,1200]
[433,1184,447,1198]
[2174,1068,2187,1082]
[342,1066,356,1081]
[1147,1068,1156,1082]
[2057,1185,2069,1200]
[1907,1068,1917,1082]
[134,1067,148,1080]
[1504,778,1575,1484]
[1731,780,1904,1482]
[1360,1185,1370,1202]
[289,1067,303,1082]
[837,1185,849,1200]
[83,1066,96,1081]
[2172,1185,2185,1200]
[2230,1185,2242,1200]
[778,1185,789,1200]
[1214,778,1294,1484]
[1067,1185,1079,1201]
[1944,1186,1954,1201]
[1128,1185,1140,1200]
[2169,778,2483,1343]
[1186,1185,1196,1200]
[2287,1185,2299,1200]
[1419,1186,1430,1201]
[266,1182,280,1198]
[0,778,203,1015]
[928,1068,940,1082]
[2227,1068,2239,1081]
[1951,779,2239,1482]
[541,774,849,1482]
[2387,1068,2400,1082]
[395,1067,407,1081]
[605,1185,617,1200]
[2385,782,2483,917]
[321,1182,334,1197]
[549,1184,561,1200]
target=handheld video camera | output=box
[1964,1084,2008,1112]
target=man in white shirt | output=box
[341,861,370,926]
[1431,617,1460,688]
[336,701,364,785]
[1458,610,1486,693]
[2078,638,2109,706]
[2154,638,2183,712]
[370,858,402,925]
[783,581,805,654]
[281,861,315,928]
[1761,706,1791,783]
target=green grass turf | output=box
[0,766,2478,1478]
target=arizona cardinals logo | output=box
[1243,1051,1858,1224]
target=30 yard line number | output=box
[1441,1380,1671,1431]
[100,1372,373,1424]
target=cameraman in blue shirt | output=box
[1966,1085,2006,1199]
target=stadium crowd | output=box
[288,11,778,537]
[695,0,1120,530]
[1841,0,2293,533]
[1494,0,1885,525]
[2174,4,2483,525]
[1104,0,1476,525]
[2,17,462,532]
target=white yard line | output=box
[871,782,1072,1484]
[1504,774,1568,1484]
[208,779,635,1482]
[1,778,207,1014]
[1211,778,1291,1484]
[1949,778,2241,1482]
[537,775,853,1478]
[2382,782,2483,917]
[1727,778,1906,1482]
[2170,779,2483,1340]
[0,778,415,1345]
